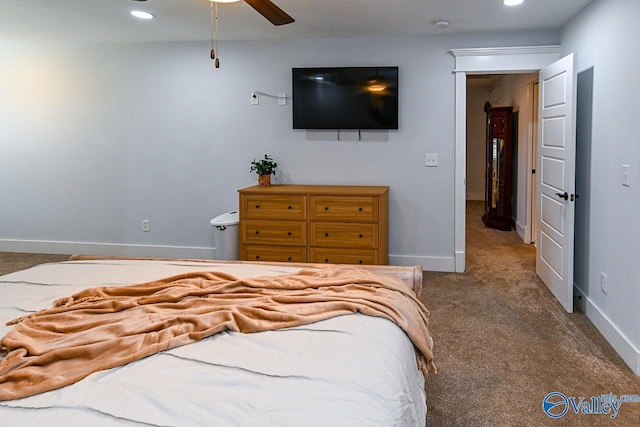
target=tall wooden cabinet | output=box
[482,106,514,231]
[238,185,389,265]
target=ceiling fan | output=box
[211,0,294,26]
[244,0,295,26]
[208,0,294,68]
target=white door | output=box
[536,53,577,313]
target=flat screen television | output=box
[292,66,399,130]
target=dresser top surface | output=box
[238,185,389,196]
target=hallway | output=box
[422,201,640,425]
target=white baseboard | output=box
[574,285,640,376]
[1,239,457,273]
[455,250,465,273]
[389,254,455,272]
[0,239,216,260]
[515,221,526,241]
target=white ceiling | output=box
[1,0,593,44]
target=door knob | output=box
[555,192,569,200]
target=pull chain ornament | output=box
[210,2,220,68]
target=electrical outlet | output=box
[278,92,287,106]
[250,92,259,105]
[142,220,150,232]
[600,272,608,295]
[425,153,439,167]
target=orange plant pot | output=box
[258,174,271,186]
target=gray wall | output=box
[465,84,490,201]
[0,31,557,270]
[562,0,640,372]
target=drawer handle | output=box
[358,234,363,238]
[287,232,292,236]
[324,233,329,237]
[255,255,260,259]
[288,206,292,209]
[358,260,363,264]
[324,207,329,211]
[324,258,329,263]
[287,257,292,261]
[255,205,260,209]
[358,207,363,211]
[255,230,260,235]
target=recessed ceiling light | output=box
[131,10,154,20]
[504,0,524,5]
[434,19,450,29]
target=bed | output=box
[0,256,435,426]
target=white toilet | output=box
[210,210,239,260]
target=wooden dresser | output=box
[238,185,389,265]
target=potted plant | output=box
[250,154,278,186]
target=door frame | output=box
[526,81,540,245]
[451,45,561,272]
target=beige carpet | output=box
[423,201,639,426]
[0,252,70,276]
[1,208,639,425]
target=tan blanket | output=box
[0,267,436,401]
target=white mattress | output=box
[0,260,426,426]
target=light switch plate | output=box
[622,164,630,187]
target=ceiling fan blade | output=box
[244,0,295,26]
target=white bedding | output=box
[0,260,426,427]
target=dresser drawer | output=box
[241,195,306,220]
[309,196,378,222]
[310,223,377,248]
[239,185,388,265]
[310,248,378,265]
[241,220,306,245]
[243,245,307,263]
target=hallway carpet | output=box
[423,201,639,426]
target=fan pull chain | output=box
[214,2,220,68]
[214,2,217,60]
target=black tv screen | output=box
[292,67,398,130]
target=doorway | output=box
[455,47,584,316]
[451,45,562,273]
[465,73,539,245]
